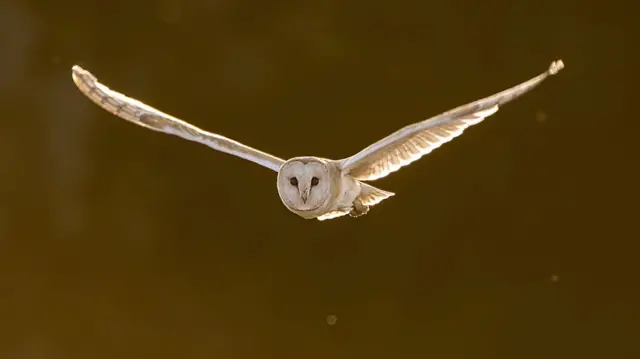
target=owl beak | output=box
[300,187,311,203]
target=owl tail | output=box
[358,182,395,207]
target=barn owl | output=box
[71,60,564,221]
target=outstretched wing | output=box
[339,60,565,181]
[71,65,286,172]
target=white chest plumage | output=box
[335,175,362,213]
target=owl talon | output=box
[349,199,369,217]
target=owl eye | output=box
[311,177,319,186]
[289,177,298,187]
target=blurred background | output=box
[1,0,638,358]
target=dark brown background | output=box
[1,0,637,358]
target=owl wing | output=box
[339,60,564,181]
[71,65,286,172]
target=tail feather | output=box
[358,182,395,207]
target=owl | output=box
[71,60,564,221]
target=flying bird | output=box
[71,60,564,220]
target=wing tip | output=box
[71,64,94,90]
[548,60,564,75]
[71,65,84,80]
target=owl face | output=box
[277,157,333,216]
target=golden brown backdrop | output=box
[0,0,637,358]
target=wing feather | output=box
[71,65,286,172]
[340,60,565,181]
[316,210,350,221]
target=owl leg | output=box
[349,198,369,218]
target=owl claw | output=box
[349,199,369,218]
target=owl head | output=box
[277,157,334,218]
